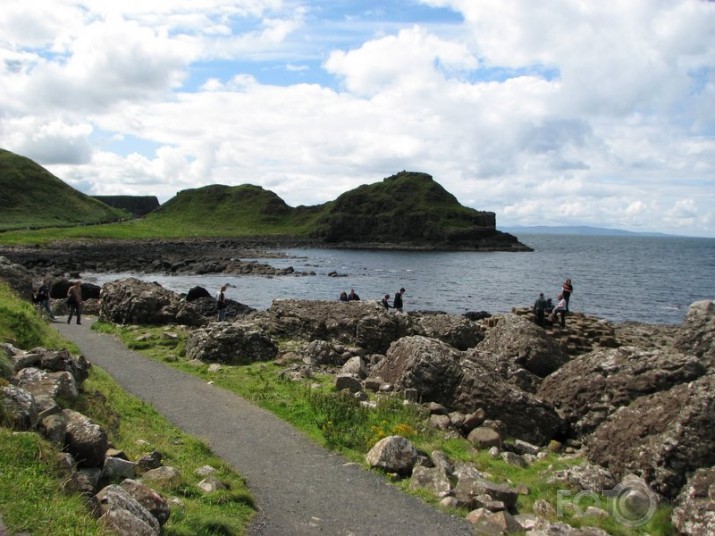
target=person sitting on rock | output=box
[552,294,568,328]
[339,291,348,301]
[347,288,360,301]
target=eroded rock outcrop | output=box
[476,313,569,377]
[538,346,706,436]
[587,374,715,499]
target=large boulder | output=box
[476,313,569,377]
[14,367,79,403]
[673,300,715,370]
[587,374,715,499]
[373,336,463,407]
[538,346,706,436]
[453,350,564,445]
[410,313,484,350]
[186,323,278,364]
[263,299,408,353]
[99,278,203,326]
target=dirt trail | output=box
[53,318,474,536]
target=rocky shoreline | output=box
[1,247,714,535]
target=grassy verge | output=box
[0,284,255,535]
[92,322,674,536]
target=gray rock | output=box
[62,409,108,468]
[477,313,569,377]
[673,300,715,371]
[539,345,706,436]
[102,456,137,480]
[672,466,715,535]
[373,336,464,407]
[186,323,277,364]
[94,484,161,536]
[365,435,417,475]
[411,312,484,350]
[99,277,203,326]
[587,374,715,499]
[409,465,452,496]
[334,374,362,393]
[1,385,38,430]
[468,427,502,449]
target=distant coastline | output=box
[501,225,675,237]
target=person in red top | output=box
[561,278,574,310]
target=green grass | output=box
[0,148,127,231]
[0,281,73,351]
[0,283,255,535]
[91,322,674,535]
[0,430,110,536]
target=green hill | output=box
[0,151,527,250]
[310,171,502,246]
[0,149,127,230]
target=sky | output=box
[1,1,714,237]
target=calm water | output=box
[84,234,715,325]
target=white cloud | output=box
[0,0,714,236]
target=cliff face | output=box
[93,195,160,218]
[310,171,527,250]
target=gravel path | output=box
[52,318,474,536]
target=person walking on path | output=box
[66,281,82,325]
[393,287,405,312]
[50,320,474,536]
[533,292,547,327]
[216,284,228,321]
[35,277,55,320]
[561,278,574,310]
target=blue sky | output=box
[1,0,714,236]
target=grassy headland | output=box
[0,149,128,231]
[0,147,526,250]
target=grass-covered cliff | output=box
[0,150,527,250]
[0,149,128,231]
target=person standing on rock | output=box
[381,294,392,310]
[533,292,547,327]
[216,284,228,321]
[561,278,573,310]
[66,281,82,325]
[393,288,405,312]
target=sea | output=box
[82,233,715,326]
